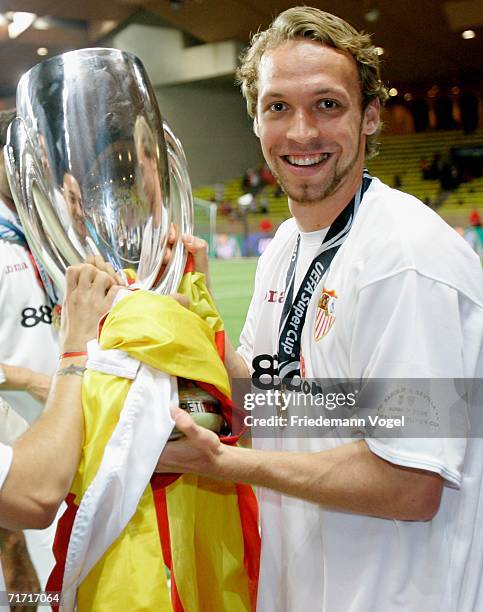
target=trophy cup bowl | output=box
[3,48,224,438]
[4,47,192,295]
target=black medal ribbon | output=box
[277,170,372,384]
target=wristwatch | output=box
[0,365,6,385]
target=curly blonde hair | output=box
[237,7,388,158]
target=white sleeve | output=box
[0,442,13,490]
[351,269,482,487]
[365,438,466,488]
[351,269,476,378]
[237,298,256,373]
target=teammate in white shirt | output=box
[0,108,62,589]
[156,7,483,612]
[0,109,57,425]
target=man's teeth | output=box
[286,153,329,166]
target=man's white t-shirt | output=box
[0,199,60,588]
[0,200,58,424]
[238,178,483,612]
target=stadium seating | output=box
[193,129,483,230]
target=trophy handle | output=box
[4,118,78,297]
[154,121,194,294]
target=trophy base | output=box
[169,379,227,440]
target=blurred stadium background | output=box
[1,0,481,341]
[211,258,257,343]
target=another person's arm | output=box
[157,409,443,521]
[0,364,51,404]
[224,335,250,379]
[0,264,118,530]
[0,528,40,600]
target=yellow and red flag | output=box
[47,261,259,611]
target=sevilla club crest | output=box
[314,288,337,341]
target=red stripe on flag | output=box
[215,329,225,361]
[45,493,79,612]
[184,253,195,274]
[236,484,261,611]
[151,480,185,612]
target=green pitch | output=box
[210,258,258,345]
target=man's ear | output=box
[253,116,260,138]
[362,98,380,136]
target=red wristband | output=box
[60,351,87,359]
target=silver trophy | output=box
[4,48,225,437]
[4,48,193,296]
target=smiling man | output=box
[254,38,378,229]
[157,7,483,611]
